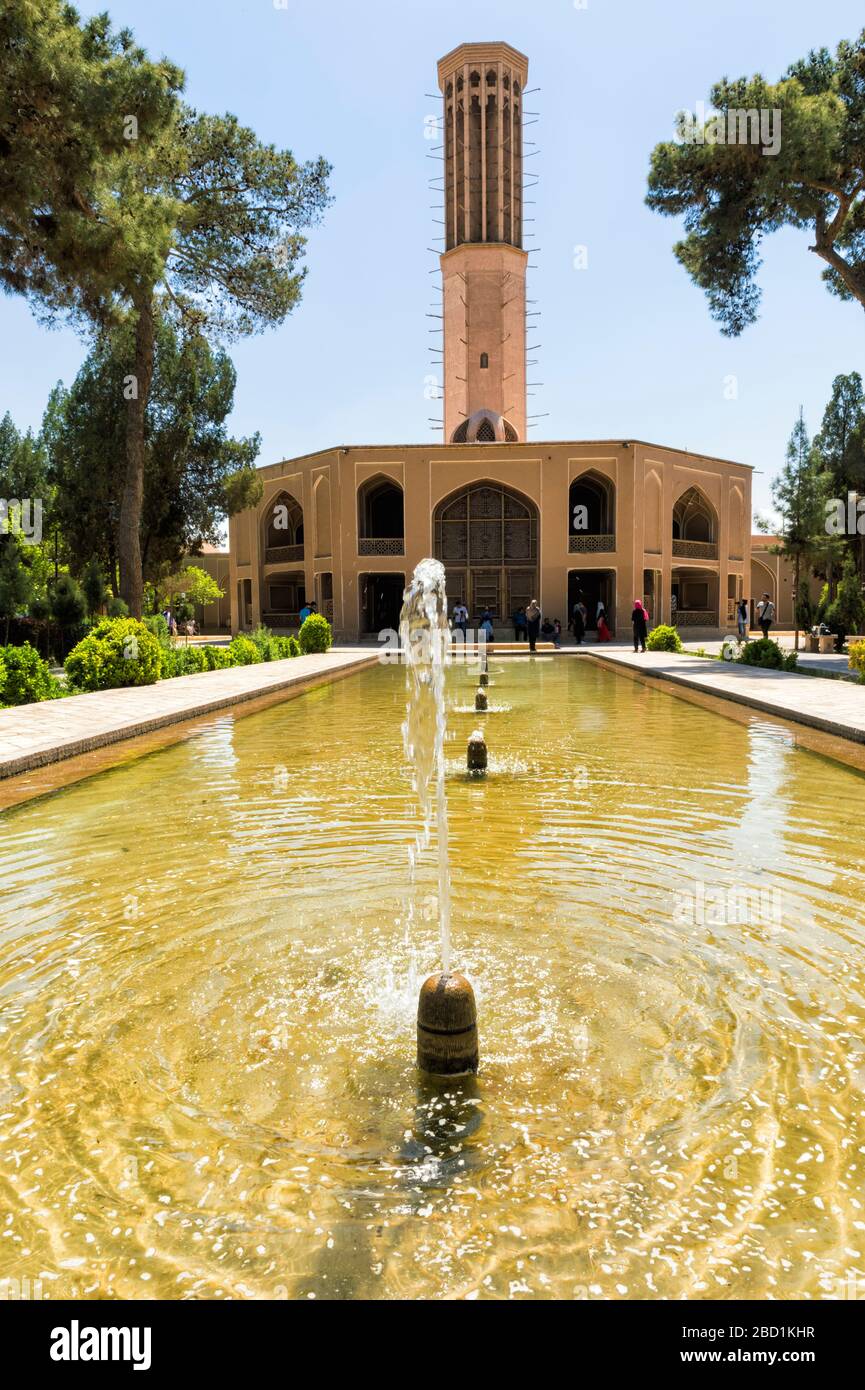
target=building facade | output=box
[229,42,753,640]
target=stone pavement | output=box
[590,648,865,744]
[0,648,377,781]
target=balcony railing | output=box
[569,533,616,554]
[358,537,405,556]
[262,608,301,627]
[673,610,718,626]
[672,539,718,560]
[265,544,304,565]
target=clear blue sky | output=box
[2,0,863,520]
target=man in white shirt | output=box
[756,593,775,639]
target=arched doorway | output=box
[434,481,538,621]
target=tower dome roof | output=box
[451,410,520,444]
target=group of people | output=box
[571,596,612,645]
[161,610,196,641]
[299,599,318,624]
[452,599,562,653]
[452,589,778,655]
[512,602,563,651]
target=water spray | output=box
[399,558,479,1075]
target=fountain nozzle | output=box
[417,972,479,1075]
[467,730,488,772]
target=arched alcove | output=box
[357,476,404,555]
[264,491,304,563]
[569,470,616,553]
[672,487,717,545]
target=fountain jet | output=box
[400,559,481,1075]
[399,559,452,973]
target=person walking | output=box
[552,618,562,649]
[737,597,749,640]
[512,606,528,642]
[757,593,775,640]
[526,598,542,652]
[571,598,586,646]
[453,601,469,640]
[596,609,612,643]
[632,598,648,653]
[479,608,495,642]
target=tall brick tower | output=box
[437,43,529,444]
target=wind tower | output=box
[437,43,529,444]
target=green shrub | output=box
[160,645,207,679]
[737,637,797,672]
[65,618,161,692]
[158,644,234,678]
[0,642,62,705]
[247,623,278,661]
[243,625,302,663]
[228,635,261,666]
[646,623,682,653]
[849,639,865,676]
[107,595,129,618]
[202,645,235,671]
[299,612,332,655]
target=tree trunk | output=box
[793,554,801,652]
[118,293,155,618]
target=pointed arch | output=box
[672,486,717,543]
[357,474,404,555]
[433,479,538,620]
[569,469,616,547]
[264,489,304,563]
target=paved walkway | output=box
[590,649,865,743]
[0,649,377,781]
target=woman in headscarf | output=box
[525,598,542,652]
[632,598,648,653]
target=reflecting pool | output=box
[1,657,864,1300]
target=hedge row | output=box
[0,614,333,706]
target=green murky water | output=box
[1,656,865,1300]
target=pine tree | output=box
[772,410,837,650]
